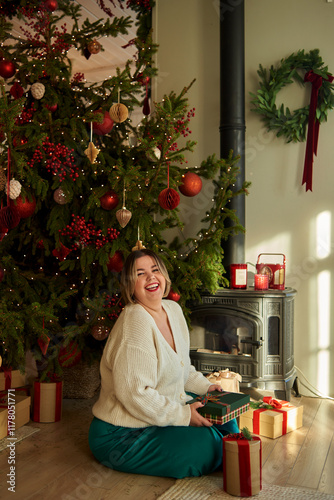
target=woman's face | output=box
[133,255,166,308]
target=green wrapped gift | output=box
[188,390,250,425]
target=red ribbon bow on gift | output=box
[303,70,334,192]
[262,396,287,408]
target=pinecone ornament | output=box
[31,82,45,100]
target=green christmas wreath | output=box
[250,49,334,143]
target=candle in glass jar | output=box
[230,264,247,289]
[254,273,269,290]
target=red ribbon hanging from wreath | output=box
[303,70,334,192]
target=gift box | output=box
[0,394,31,440]
[239,397,303,439]
[188,390,250,425]
[32,380,63,423]
[223,433,262,497]
[206,369,242,393]
[0,368,26,391]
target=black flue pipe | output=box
[219,0,246,268]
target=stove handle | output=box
[240,339,262,349]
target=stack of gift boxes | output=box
[0,367,63,440]
[201,370,304,497]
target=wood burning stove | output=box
[189,288,298,401]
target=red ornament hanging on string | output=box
[10,82,24,99]
[52,242,71,261]
[158,164,180,210]
[0,60,16,79]
[179,171,202,197]
[10,195,36,218]
[107,250,124,273]
[100,190,119,210]
[0,266,4,282]
[142,76,150,115]
[92,110,114,135]
[44,0,58,12]
[0,206,20,230]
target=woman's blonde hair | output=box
[120,249,171,305]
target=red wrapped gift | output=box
[223,433,262,497]
[32,380,63,423]
[239,397,303,439]
[0,367,26,391]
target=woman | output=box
[89,248,239,478]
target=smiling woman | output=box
[88,248,239,478]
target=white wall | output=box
[154,0,334,397]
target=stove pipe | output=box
[219,0,246,268]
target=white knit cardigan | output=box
[92,300,212,428]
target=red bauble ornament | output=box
[10,82,24,99]
[0,60,16,79]
[10,195,36,218]
[46,103,58,112]
[100,190,119,210]
[107,250,124,273]
[91,322,110,341]
[0,267,4,283]
[93,110,114,136]
[44,0,58,11]
[179,172,202,197]
[59,341,82,368]
[0,206,20,230]
[167,289,181,302]
[158,188,180,210]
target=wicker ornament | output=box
[87,39,101,54]
[0,168,6,191]
[116,207,132,228]
[31,82,45,100]
[109,103,128,123]
[146,147,161,162]
[5,179,22,199]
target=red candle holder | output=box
[230,264,247,289]
[254,273,269,290]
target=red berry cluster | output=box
[71,73,85,85]
[60,215,119,250]
[28,139,79,182]
[126,0,152,10]
[15,103,35,125]
[174,107,195,137]
[20,10,70,57]
[103,294,123,322]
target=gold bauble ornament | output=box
[116,207,132,228]
[84,141,100,164]
[87,39,101,55]
[132,240,146,251]
[109,103,128,123]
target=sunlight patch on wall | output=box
[316,211,331,259]
[316,269,331,395]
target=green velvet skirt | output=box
[88,416,239,479]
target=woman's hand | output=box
[207,384,223,392]
[189,402,212,427]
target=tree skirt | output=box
[157,475,334,500]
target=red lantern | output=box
[93,110,114,136]
[44,0,58,11]
[167,289,180,302]
[0,206,20,230]
[59,341,82,368]
[107,250,123,273]
[0,60,16,79]
[10,195,36,218]
[10,82,24,99]
[158,188,180,210]
[100,190,119,210]
[179,172,202,197]
[0,267,4,282]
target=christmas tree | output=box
[0,0,250,379]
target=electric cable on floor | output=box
[295,366,334,401]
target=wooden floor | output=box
[1,388,334,499]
